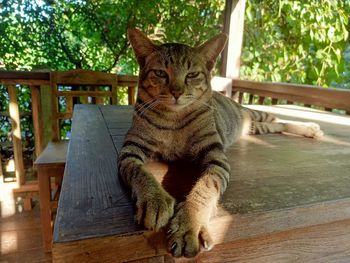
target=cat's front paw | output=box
[135,188,175,231]
[167,202,214,258]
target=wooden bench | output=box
[12,183,40,211]
[34,69,123,252]
[52,104,350,262]
[34,140,68,252]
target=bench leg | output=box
[23,197,33,211]
[38,167,53,252]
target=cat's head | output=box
[128,28,227,111]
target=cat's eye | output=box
[186,72,200,78]
[153,69,167,78]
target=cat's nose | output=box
[170,90,184,100]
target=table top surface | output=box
[53,104,350,244]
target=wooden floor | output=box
[0,181,51,263]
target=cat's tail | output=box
[241,107,324,139]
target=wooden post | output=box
[128,86,136,105]
[220,0,246,79]
[30,85,43,157]
[0,151,3,178]
[7,85,25,186]
[112,86,118,105]
[40,85,53,147]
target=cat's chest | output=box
[156,129,192,159]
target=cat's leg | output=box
[167,143,228,257]
[250,120,324,138]
[118,144,175,231]
[242,108,323,138]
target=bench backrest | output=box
[50,69,118,141]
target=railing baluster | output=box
[128,86,136,105]
[30,85,43,156]
[7,85,25,186]
[238,92,244,104]
[258,96,265,105]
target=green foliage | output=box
[241,0,350,87]
[0,0,225,73]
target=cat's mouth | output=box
[159,96,192,110]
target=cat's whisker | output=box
[136,99,157,114]
[139,100,160,116]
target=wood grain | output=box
[232,79,350,112]
[220,0,246,78]
[53,104,350,262]
[53,105,139,245]
[34,141,68,166]
[0,206,52,263]
[196,219,350,263]
[7,85,25,186]
[30,85,44,156]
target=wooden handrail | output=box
[232,79,350,113]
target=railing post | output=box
[221,0,246,79]
[128,86,136,105]
[30,85,44,157]
[7,85,25,186]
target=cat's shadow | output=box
[147,160,202,202]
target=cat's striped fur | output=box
[118,28,323,258]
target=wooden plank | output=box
[248,94,254,104]
[40,85,52,148]
[0,70,137,87]
[30,85,44,156]
[118,75,138,85]
[57,90,115,97]
[232,79,350,112]
[13,183,39,193]
[0,79,50,85]
[238,92,244,104]
[52,69,117,86]
[220,0,246,78]
[53,231,167,263]
[111,85,118,105]
[50,74,60,141]
[197,219,350,262]
[53,105,139,245]
[66,96,73,115]
[53,104,350,261]
[0,151,3,177]
[0,70,50,80]
[271,97,278,105]
[7,85,25,186]
[0,111,32,117]
[34,141,68,166]
[258,96,265,105]
[128,86,136,105]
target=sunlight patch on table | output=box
[246,105,350,126]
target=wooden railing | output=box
[1,70,350,187]
[0,71,138,186]
[232,79,350,114]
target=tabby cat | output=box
[118,28,323,258]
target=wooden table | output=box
[53,104,350,262]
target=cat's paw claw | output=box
[167,203,214,258]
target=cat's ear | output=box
[197,33,228,71]
[127,28,157,67]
